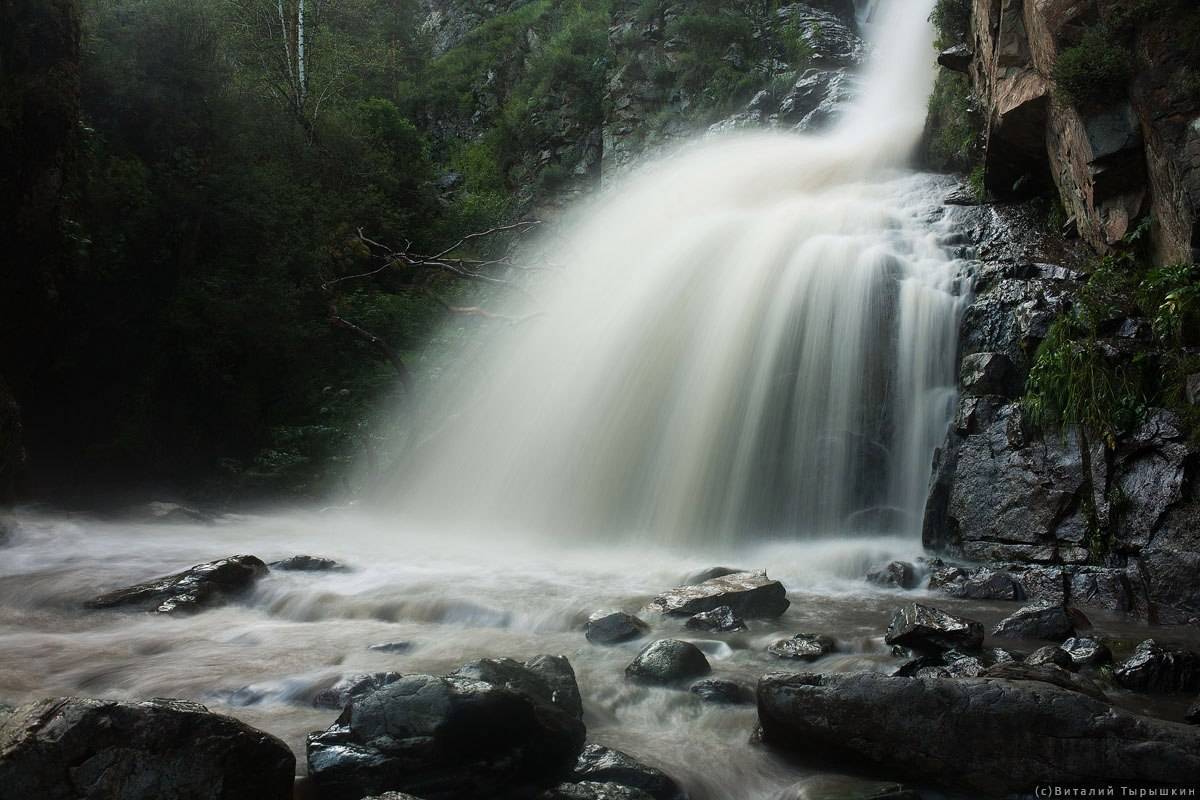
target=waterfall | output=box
[384,0,968,545]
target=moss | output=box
[930,0,971,50]
[1053,27,1133,108]
[925,68,982,174]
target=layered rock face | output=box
[961,0,1198,263]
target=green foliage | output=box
[1053,27,1133,108]
[1103,0,1176,34]
[925,69,982,174]
[930,0,971,50]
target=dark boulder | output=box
[684,606,746,633]
[991,602,1088,641]
[452,656,584,720]
[626,640,711,686]
[307,656,586,800]
[586,612,649,645]
[85,555,268,614]
[1060,637,1112,668]
[689,679,753,705]
[926,564,968,591]
[893,650,987,679]
[523,655,586,720]
[959,352,1021,397]
[883,603,984,653]
[682,566,743,585]
[0,697,294,800]
[313,672,402,710]
[1114,640,1200,693]
[757,671,1199,795]
[768,634,837,661]
[269,555,343,572]
[865,561,917,590]
[937,45,973,74]
[572,745,687,800]
[1187,699,1200,725]
[541,783,653,800]
[936,569,1023,601]
[980,662,1109,702]
[647,571,789,619]
[1026,645,1072,669]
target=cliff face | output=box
[960,0,1198,264]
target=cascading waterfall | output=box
[386,0,969,544]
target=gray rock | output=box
[524,654,585,720]
[313,672,402,710]
[684,606,746,633]
[936,569,1023,601]
[625,640,711,685]
[368,641,412,654]
[572,744,687,800]
[757,671,1197,795]
[362,794,425,800]
[980,662,1109,702]
[768,634,837,661]
[307,657,586,800]
[1026,645,1073,669]
[586,612,650,645]
[85,555,268,614]
[1012,566,1068,604]
[775,774,921,799]
[865,561,917,590]
[269,555,343,572]
[647,571,789,619]
[959,352,1021,397]
[1114,640,1200,693]
[689,679,753,705]
[991,602,1088,641]
[1060,637,1113,668]
[0,697,294,800]
[541,783,653,800]
[937,44,973,73]
[1187,699,1200,725]
[884,603,984,653]
[682,566,743,585]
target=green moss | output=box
[1053,27,1133,108]
[930,0,971,50]
[925,69,982,174]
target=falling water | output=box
[388,0,967,544]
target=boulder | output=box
[1187,699,1200,725]
[572,745,687,800]
[85,555,268,614]
[523,655,585,720]
[0,697,294,800]
[865,562,917,590]
[775,775,921,799]
[937,44,973,74]
[586,612,649,645]
[1114,640,1200,693]
[893,650,987,679]
[647,572,789,619]
[936,569,1023,601]
[269,555,343,572]
[313,672,402,710]
[625,640,711,686]
[689,679,753,705]
[757,672,1199,795]
[980,662,1109,703]
[768,634,837,661]
[1025,645,1072,669]
[684,606,746,633]
[991,602,1088,641]
[541,783,653,800]
[959,352,1021,397]
[1060,637,1112,668]
[682,566,743,585]
[307,656,586,800]
[883,603,984,653]
[368,642,412,654]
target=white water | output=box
[386,0,969,544]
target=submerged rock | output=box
[85,555,268,614]
[313,672,402,710]
[685,606,747,633]
[768,634,837,661]
[775,774,921,800]
[572,744,687,800]
[648,571,789,619]
[1060,637,1112,668]
[270,555,343,572]
[865,561,917,590]
[1114,640,1200,693]
[0,697,294,800]
[991,602,1087,641]
[542,783,653,800]
[307,656,586,800]
[1026,645,1073,669]
[757,671,1198,795]
[625,640,711,685]
[689,679,753,705]
[368,641,412,654]
[883,603,984,653]
[586,612,649,645]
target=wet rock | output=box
[937,44,973,74]
[0,697,294,800]
[141,500,213,523]
[524,654,585,720]
[926,564,968,590]
[757,671,1194,795]
[775,774,921,800]
[1114,640,1200,693]
[368,641,412,654]
[1067,567,1136,613]
[362,794,424,800]
[314,672,403,710]
[541,783,653,800]
[689,679,753,705]
[959,352,1021,397]
[452,656,584,721]
[572,744,687,800]
[682,566,743,585]
[894,650,987,678]
[1026,645,1072,669]
[865,561,917,590]
[647,571,789,619]
[85,555,268,614]
[270,555,343,572]
[768,634,837,661]
[684,606,746,633]
[1187,699,1200,725]
[625,640,711,685]
[883,603,984,653]
[1060,637,1112,669]
[1010,566,1068,604]
[307,656,586,800]
[991,602,1088,641]
[935,568,1023,601]
[980,662,1108,702]
[586,612,649,645]
[941,650,988,677]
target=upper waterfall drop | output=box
[384,0,968,544]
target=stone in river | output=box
[991,602,1089,641]
[768,633,837,661]
[85,555,268,614]
[684,606,747,633]
[647,571,789,618]
[883,603,984,653]
[625,640,711,685]
[586,611,649,645]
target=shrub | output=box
[1053,27,1133,108]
